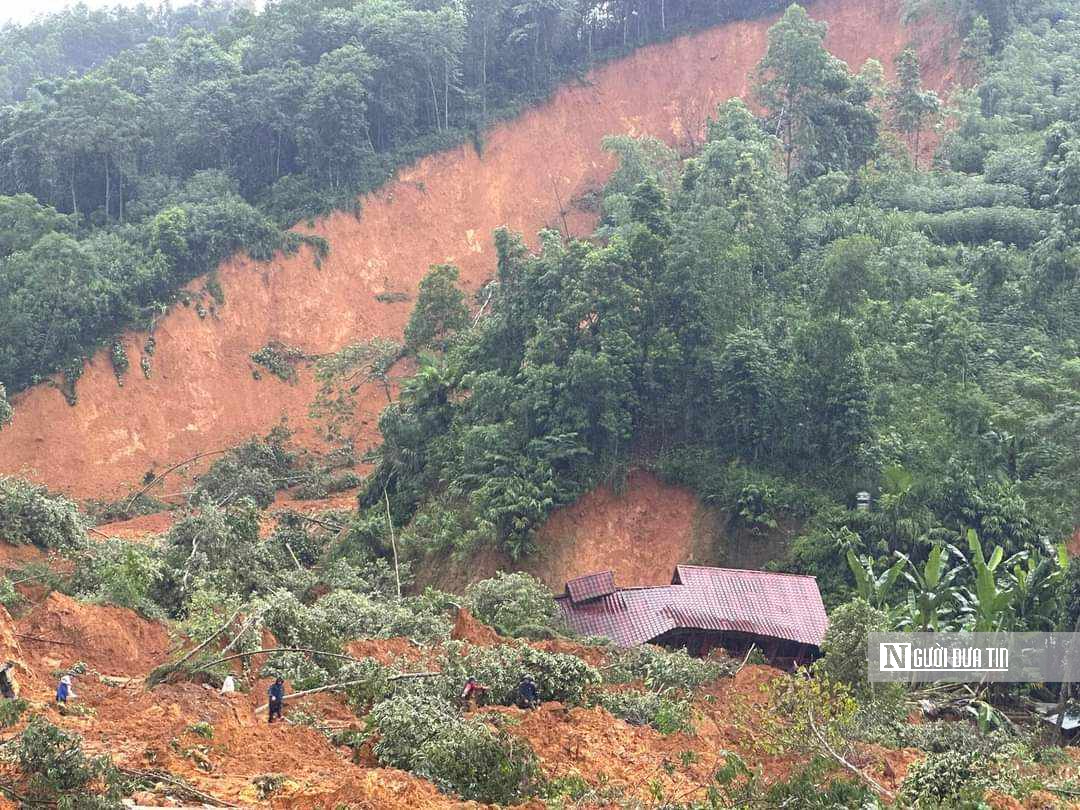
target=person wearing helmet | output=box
[56,674,76,705]
[516,674,539,709]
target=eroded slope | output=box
[0,0,958,499]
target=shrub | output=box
[764,756,877,808]
[16,716,126,807]
[262,651,330,691]
[0,698,27,728]
[415,641,600,706]
[311,590,451,645]
[413,720,542,804]
[68,538,164,617]
[0,576,23,612]
[192,429,297,508]
[0,382,12,428]
[605,644,734,691]
[0,476,85,549]
[251,342,306,383]
[368,694,542,803]
[465,572,561,637]
[589,690,694,734]
[900,750,990,806]
[815,598,888,696]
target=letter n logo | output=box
[879,642,911,672]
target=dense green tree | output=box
[888,48,941,168]
[405,264,470,352]
[754,4,879,181]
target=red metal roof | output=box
[556,566,827,648]
[566,570,616,603]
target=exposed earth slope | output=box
[0,0,958,500]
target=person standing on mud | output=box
[268,677,285,723]
[0,661,18,700]
[55,674,76,706]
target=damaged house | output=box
[556,565,828,666]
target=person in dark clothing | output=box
[516,674,539,709]
[268,678,285,723]
[0,662,17,700]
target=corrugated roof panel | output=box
[557,566,828,648]
[566,570,617,604]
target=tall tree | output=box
[888,48,941,168]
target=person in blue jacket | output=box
[268,677,285,723]
[56,674,76,705]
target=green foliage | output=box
[191,428,296,508]
[68,538,163,617]
[16,716,127,808]
[404,264,469,352]
[605,645,734,691]
[0,575,23,612]
[251,342,306,383]
[0,698,27,728]
[0,382,12,429]
[368,694,542,803]
[0,0,800,393]
[815,598,888,695]
[0,476,85,550]
[384,641,599,708]
[187,721,214,739]
[754,5,879,181]
[464,572,560,637]
[588,690,694,734]
[900,750,990,806]
[312,339,403,440]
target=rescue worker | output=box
[56,674,76,706]
[516,674,539,709]
[460,676,487,709]
[0,661,18,700]
[268,677,285,723]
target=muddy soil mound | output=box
[417,469,721,593]
[17,591,170,676]
[450,608,505,646]
[0,0,959,500]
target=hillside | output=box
[5,0,1080,805]
[0,0,956,500]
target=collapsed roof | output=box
[556,565,828,648]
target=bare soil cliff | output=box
[0,0,958,500]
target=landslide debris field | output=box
[0,564,1074,810]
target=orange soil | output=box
[450,608,506,647]
[0,0,960,501]
[95,510,176,542]
[16,591,171,676]
[419,469,722,593]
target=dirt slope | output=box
[418,469,723,593]
[0,0,959,500]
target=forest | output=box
[0,0,800,396]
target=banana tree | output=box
[846,548,906,612]
[1007,541,1069,631]
[894,544,963,631]
[956,529,1021,632]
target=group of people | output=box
[460,674,540,710]
[260,673,538,725]
[2,661,538,725]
